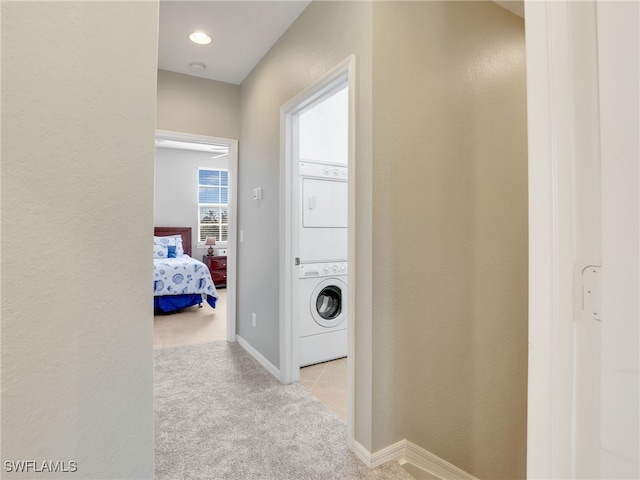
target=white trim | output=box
[525,3,575,477]
[351,439,404,468]
[371,441,406,468]
[524,2,604,478]
[155,129,230,147]
[402,441,479,480]
[345,55,357,450]
[236,335,280,381]
[279,105,298,385]
[351,440,377,468]
[225,139,238,343]
[351,439,478,480]
[596,2,639,477]
[155,129,238,343]
[279,53,357,446]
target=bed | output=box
[153,227,218,314]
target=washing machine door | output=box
[310,278,347,328]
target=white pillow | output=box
[153,244,168,258]
[154,235,185,256]
[154,236,176,246]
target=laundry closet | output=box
[296,84,349,367]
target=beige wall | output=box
[237,0,375,448]
[157,69,241,140]
[371,2,528,478]
[236,3,527,473]
[1,2,158,478]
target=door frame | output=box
[155,129,238,342]
[279,55,356,435]
[524,2,604,477]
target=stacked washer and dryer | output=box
[296,84,349,367]
[297,159,349,367]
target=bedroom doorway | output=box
[154,130,238,344]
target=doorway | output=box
[280,56,356,432]
[154,129,238,344]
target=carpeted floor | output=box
[154,341,414,480]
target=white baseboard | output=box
[236,335,281,381]
[352,440,384,467]
[351,439,478,480]
[402,440,479,480]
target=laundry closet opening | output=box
[280,57,355,426]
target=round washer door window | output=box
[310,278,347,328]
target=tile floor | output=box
[153,290,227,349]
[300,357,348,422]
[153,290,347,420]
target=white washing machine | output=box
[298,261,348,367]
[298,161,348,263]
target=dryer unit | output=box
[299,161,348,263]
[298,261,348,366]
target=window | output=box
[198,168,228,243]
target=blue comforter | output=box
[153,255,218,299]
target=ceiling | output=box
[158,1,311,85]
[157,1,524,86]
[493,1,525,19]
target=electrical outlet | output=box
[252,313,257,328]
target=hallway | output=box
[153,291,348,421]
[153,340,411,479]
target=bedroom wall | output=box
[156,69,241,140]
[154,148,229,255]
[370,2,528,478]
[237,0,375,449]
[1,2,158,479]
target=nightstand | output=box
[203,255,227,288]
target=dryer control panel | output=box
[299,262,348,279]
[300,162,348,180]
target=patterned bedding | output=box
[153,255,217,299]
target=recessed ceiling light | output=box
[190,62,206,71]
[189,31,211,45]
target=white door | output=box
[597,1,639,476]
[525,2,639,478]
